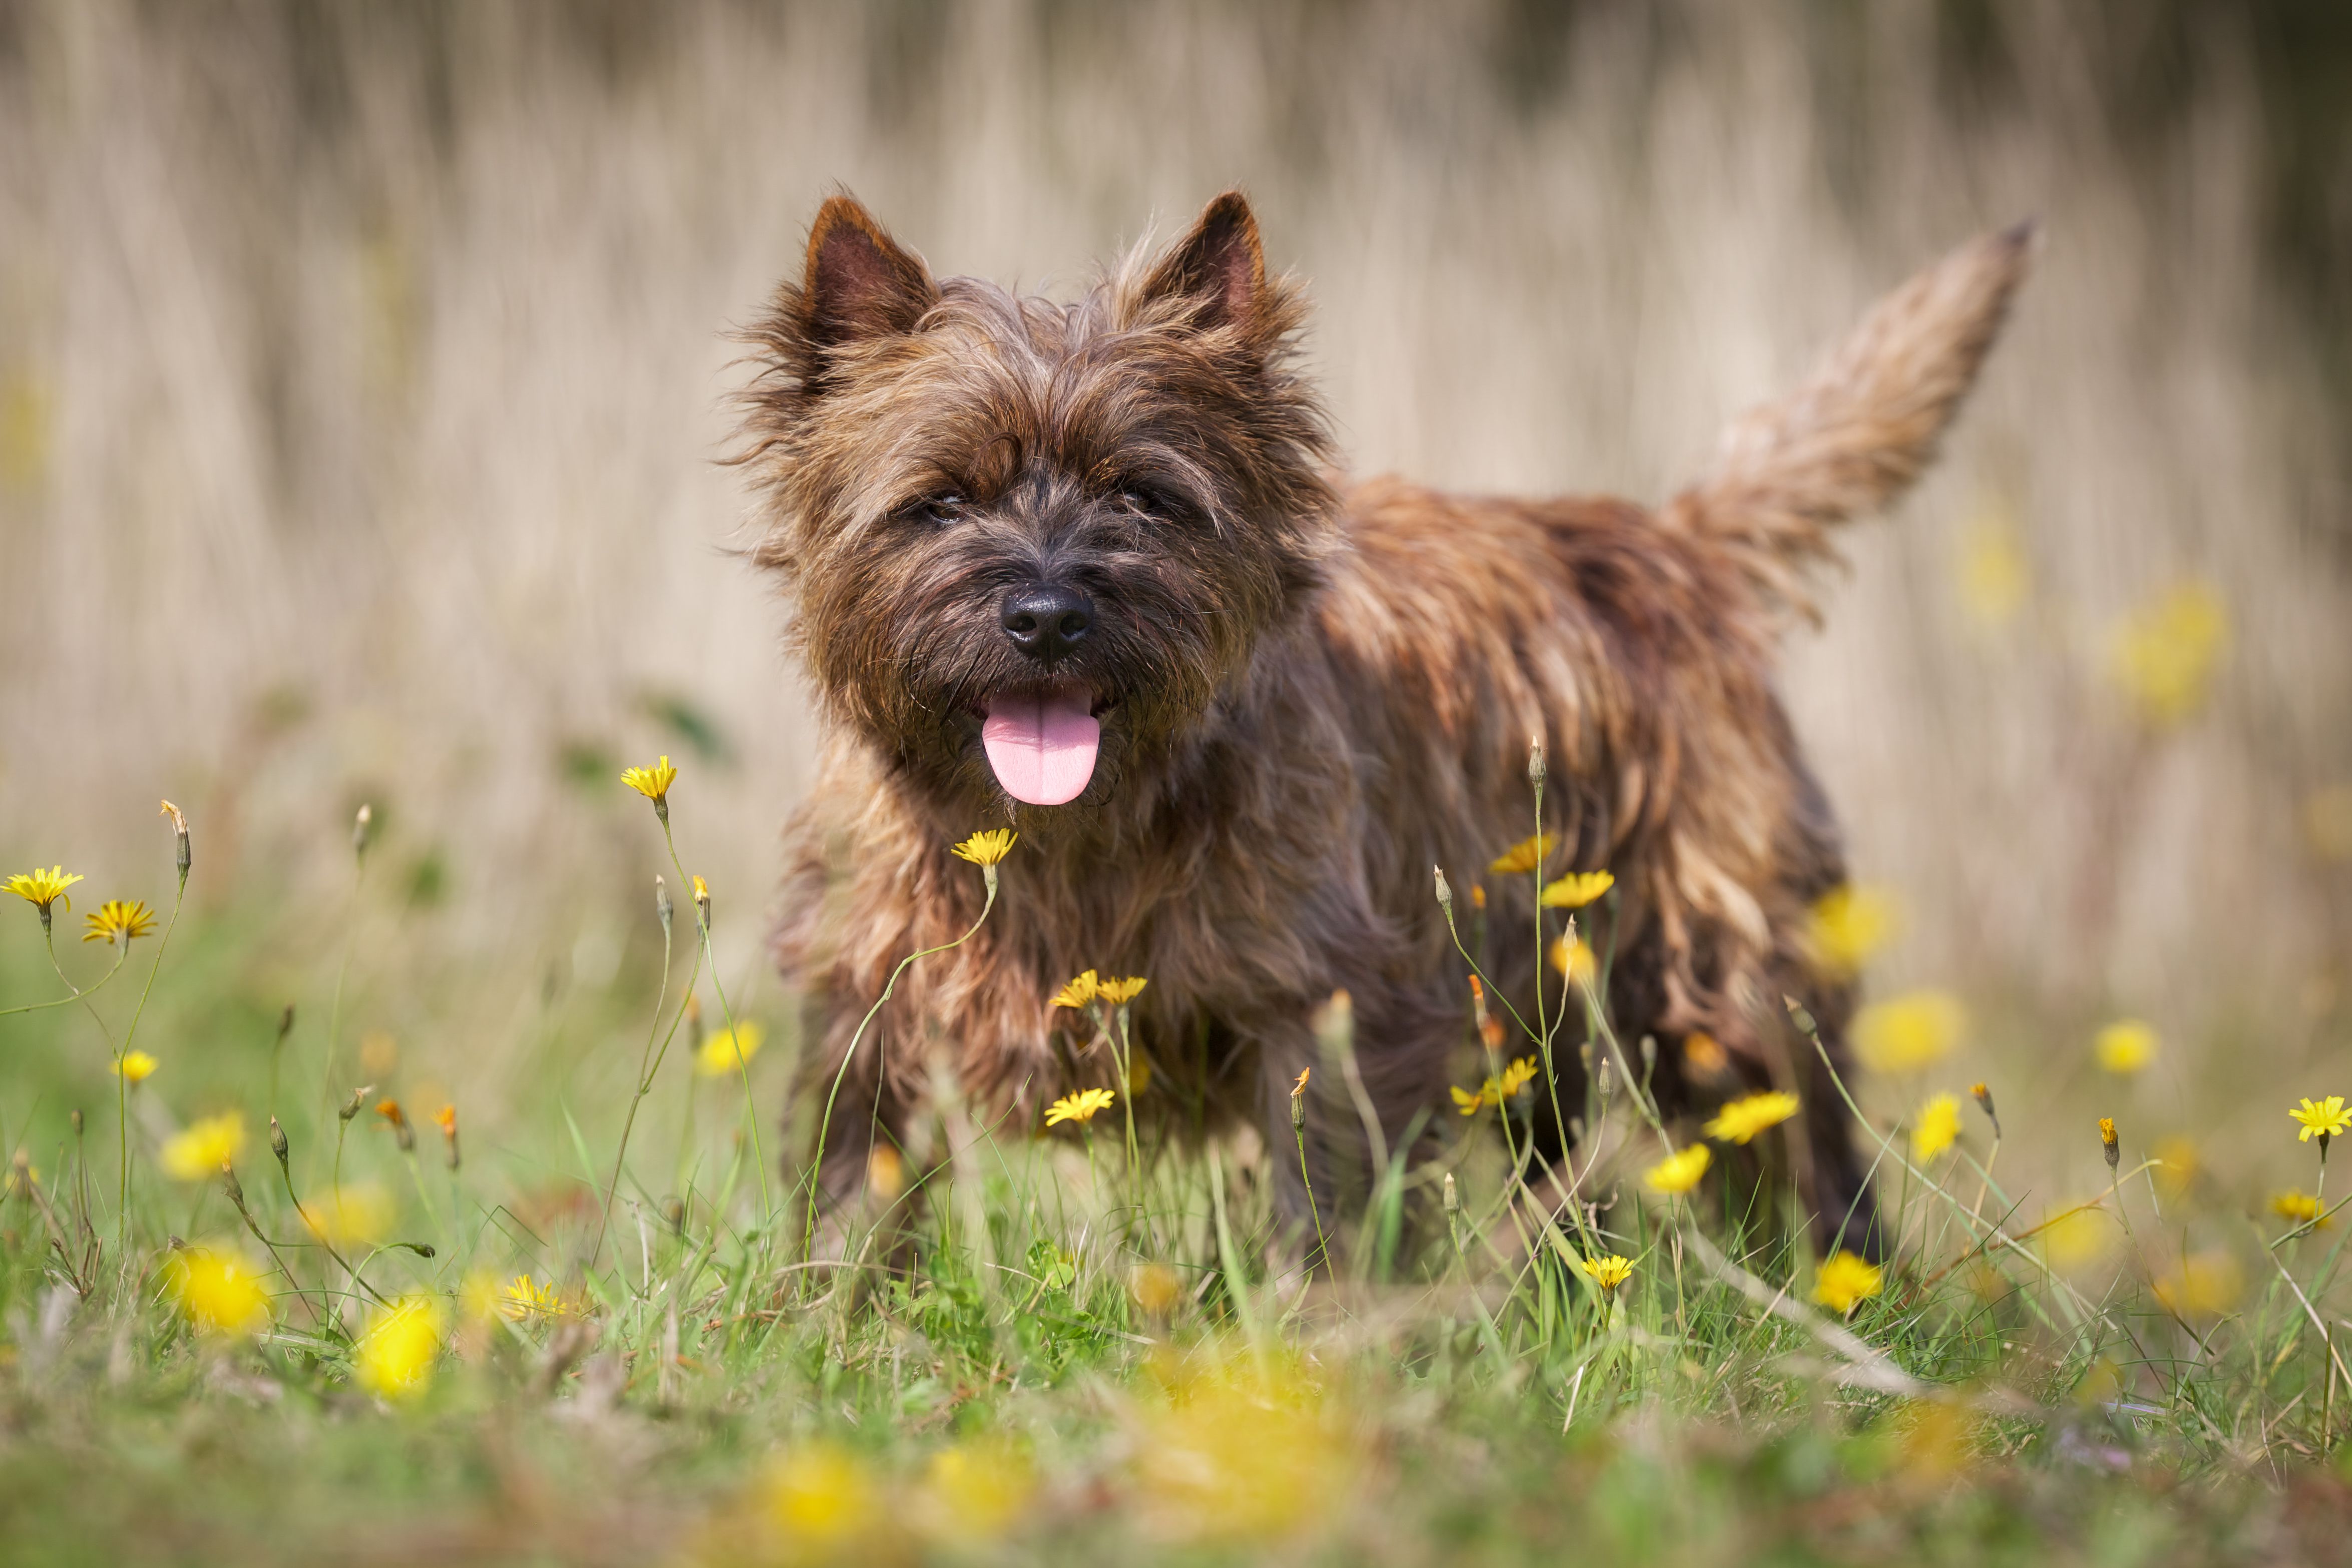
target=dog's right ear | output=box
[796,194,937,349]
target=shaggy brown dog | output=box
[740,191,2029,1257]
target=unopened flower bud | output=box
[70,1109,82,1136]
[1433,865,1453,914]
[1528,733,1547,788]
[220,1162,244,1209]
[1597,1057,1614,1103]
[1782,995,1817,1036]
[269,1116,289,1172]
[1442,1171,1459,1217]
[1291,1088,1307,1130]
[160,800,191,891]
[1640,1034,1657,1076]
[2099,1116,2119,1169]
[655,876,673,939]
[340,1085,374,1122]
[692,875,711,928]
[352,803,374,858]
[663,1197,685,1238]
[1971,1081,2001,1140]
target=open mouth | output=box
[978,684,1107,806]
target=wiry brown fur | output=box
[737,191,2032,1255]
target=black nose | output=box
[999,584,1094,661]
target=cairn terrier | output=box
[740,190,2029,1257]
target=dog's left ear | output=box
[1139,191,1268,335]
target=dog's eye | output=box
[1120,485,1185,522]
[906,493,965,526]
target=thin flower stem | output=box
[109,879,186,1261]
[321,847,368,1117]
[588,913,702,1273]
[658,822,770,1226]
[0,941,127,1016]
[802,877,1000,1261]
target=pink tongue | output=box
[981,689,1101,806]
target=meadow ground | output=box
[4,778,2352,1568]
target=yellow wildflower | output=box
[1538,870,1614,909]
[765,1444,878,1547]
[113,1050,159,1084]
[1045,1087,1115,1127]
[1136,1359,1354,1542]
[1096,975,1149,1005]
[951,829,1018,866]
[1488,834,1553,876]
[1050,970,1100,1009]
[1580,1254,1635,1293]
[1703,1090,1800,1145]
[1805,885,1899,976]
[1291,1068,1310,1098]
[694,1021,765,1077]
[4,865,81,915]
[619,754,677,803]
[159,1112,246,1182]
[299,1182,395,1247]
[1911,1093,1962,1161]
[82,899,157,946]
[166,1245,272,1337]
[1454,1057,1540,1115]
[1957,503,2031,627]
[918,1441,1035,1543]
[355,1294,445,1401]
[2290,1095,2352,1143]
[1813,1251,1883,1316]
[2099,1116,2119,1167]
[2153,1252,2242,1318]
[2272,1190,2329,1228]
[1549,936,1597,986]
[1130,1262,1184,1317]
[2094,1019,2158,1075]
[1643,1143,1711,1195]
[867,1144,905,1200]
[1853,990,1965,1073]
[501,1275,564,1321]
[1683,1031,1730,1078]
[2108,581,2227,728]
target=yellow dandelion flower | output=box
[1096,975,1149,1005]
[2108,581,2227,729]
[1957,503,2031,628]
[2094,1019,2158,1075]
[1455,1057,1540,1116]
[159,1112,246,1182]
[1538,870,1615,909]
[766,1444,879,1547]
[82,899,157,946]
[2272,1190,2329,1228]
[867,1144,904,1200]
[1643,1142,1712,1195]
[113,1050,159,1084]
[2153,1251,2242,1318]
[1498,1056,1539,1098]
[1136,1360,1354,1542]
[1683,1031,1730,1077]
[694,1021,765,1077]
[299,1182,395,1248]
[1549,936,1597,986]
[166,1245,272,1337]
[1130,1262,1184,1316]
[1911,1093,1962,1161]
[619,754,677,803]
[1450,1084,1487,1116]
[1853,990,1965,1073]
[355,1294,445,1401]
[1579,1254,1635,1293]
[1290,1068,1310,1098]
[501,1274,564,1321]
[4,865,82,915]
[919,1441,1035,1543]
[2290,1095,2352,1142]
[951,829,1018,866]
[1704,1090,1800,1145]
[2099,1117,2118,1168]
[1488,834,1553,877]
[1045,1087,1115,1127]
[1813,1251,1883,1316]
[1050,970,1100,1009]
[1805,884,1899,976]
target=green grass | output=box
[3,808,2351,1567]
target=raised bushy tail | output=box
[1662,222,2036,624]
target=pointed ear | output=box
[799,194,937,348]
[1139,191,1267,332]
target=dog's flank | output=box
[739,192,2028,1256]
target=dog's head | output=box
[741,192,1335,823]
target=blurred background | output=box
[1,2,2348,1196]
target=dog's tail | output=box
[1661,223,2036,625]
